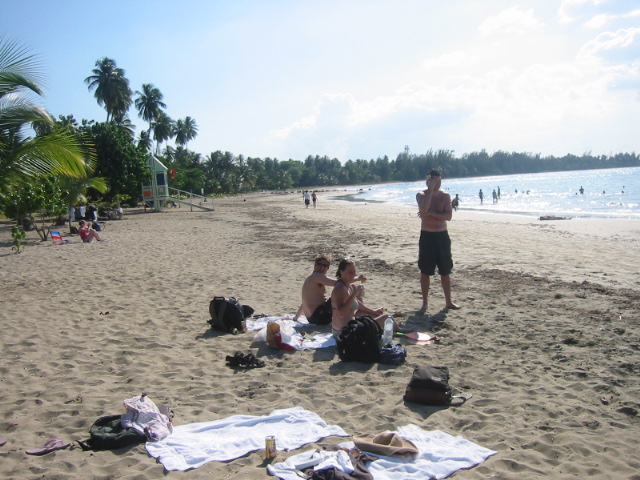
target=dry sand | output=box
[1,191,639,480]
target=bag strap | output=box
[450,393,472,406]
[217,300,228,326]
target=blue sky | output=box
[2,0,639,162]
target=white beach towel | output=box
[250,316,337,350]
[269,425,497,480]
[145,407,348,471]
[246,314,309,331]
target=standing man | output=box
[303,190,311,208]
[416,170,460,314]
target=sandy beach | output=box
[1,192,639,480]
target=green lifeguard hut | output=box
[142,156,170,211]
[141,156,214,212]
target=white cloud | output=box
[557,0,605,24]
[478,6,545,37]
[578,27,640,62]
[584,8,640,28]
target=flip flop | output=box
[26,438,71,455]
[0,436,7,447]
[225,351,265,368]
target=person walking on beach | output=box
[303,191,311,208]
[416,170,459,314]
[451,194,460,211]
[311,191,317,208]
[293,254,366,324]
[478,189,484,205]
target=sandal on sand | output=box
[225,351,265,369]
[26,438,71,455]
[0,436,7,447]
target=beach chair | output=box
[51,231,64,245]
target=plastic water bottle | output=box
[381,315,394,347]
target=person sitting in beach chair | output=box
[293,254,366,325]
[78,220,105,243]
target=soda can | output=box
[265,435,276,459]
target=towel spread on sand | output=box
[145,407,348,471]
[250,316,337,350]
[247,314,309,330]
[268,425,497,480]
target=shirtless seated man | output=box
[293,254,365,324]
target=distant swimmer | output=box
[579,186,584,195]
[478,189,484,205]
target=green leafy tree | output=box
[81,121,149,202]
[1,37,90,209]
[2,175,67,240]
[85,57,132,123]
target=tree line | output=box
[162,148,640,195]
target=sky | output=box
[2,0,639,163]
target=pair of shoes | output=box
[26,438,71,455]
[225,351,265,368]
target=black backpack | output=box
[208,297,254,333]
[337,316,382,364]
[79,414,146,451]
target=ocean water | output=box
[343,167,640,219]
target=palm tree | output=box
[116,115,136,137]
[174,116,198,147]
[134,83,166,126]
[150,112,175,154]
[84,57,132,122]
[137,129,152,153]
[1,37,89,204]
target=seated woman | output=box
[78,220,105,243]
[331,258,395,339]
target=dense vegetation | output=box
[163,149,640,194]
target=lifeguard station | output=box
[142,156,214,212]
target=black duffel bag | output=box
[403,366,470,406]
[208,296,254,334]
